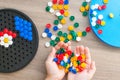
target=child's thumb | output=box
[88,61,96,74]
[46,47,56,62]
[50,47,56,57]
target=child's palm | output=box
[45,48,65,79]
[67,46,96,80]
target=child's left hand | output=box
[45,41,71,80]
[67,46,96,80]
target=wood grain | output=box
[0,0,120,80]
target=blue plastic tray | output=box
[89,0,120,48]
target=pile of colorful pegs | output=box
[53,48,87,74]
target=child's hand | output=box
[45,41,71,80]
[67,46,96,80]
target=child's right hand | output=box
[67,46,96,80]
[45,41,71,80]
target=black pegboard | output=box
[0,9,39,73]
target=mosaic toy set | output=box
[0,0,119,73]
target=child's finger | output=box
[74,48,77,55]
[67,41,71,50]
[75,46,80,56]
[55,41,71,50]
[67,46,71,50]
[76,46,79,54]
[62,43,69,49]
[61,41,71,50]
[88,61,96,74]
[84,47,91,65]
[55,41,64,50]
[50,47,56,57]
[74,46,79,56]
[68,41,71,46]
[79,45,84,55]
[46,47,56,62]
[67,42,71,50]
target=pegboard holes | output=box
[7,63,9,65]
[0,9,38,73]
[11,60,13,62]
[2,56,5,58]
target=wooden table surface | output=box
[0,0,120,80]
